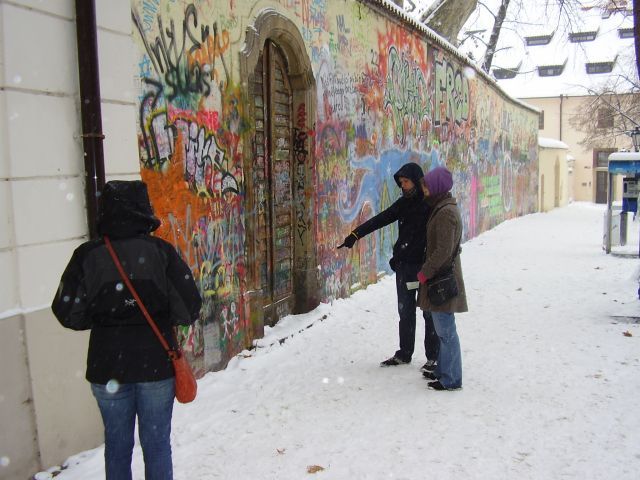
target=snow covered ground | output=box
[37,202,640,480]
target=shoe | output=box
[380,356,410,367]
[422,371,438,380]
[427,380,461,391]
[420,360,437,373]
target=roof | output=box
[539,137,569,149]
[456,0,636,98]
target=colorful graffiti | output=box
[132,1,248,374]
[132,0,539,373]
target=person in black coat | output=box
[339,162,439,370]
[52,180,202,480]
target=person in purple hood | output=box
[416,167,467,391]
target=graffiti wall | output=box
[131,0,539,371]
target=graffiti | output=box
[320,71,361,118]
[139,82,173,169]
[434,57,470,127]
[131,0,540,371]
[132,4,229,105]
[174,118,237,198]
[140,0,161,33]
[383,46,431,143]
[293,127,309,242]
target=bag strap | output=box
[104,236,178,360]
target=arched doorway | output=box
[241,11,318,328]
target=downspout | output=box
[75,0,105,239]
[558,94,563,141]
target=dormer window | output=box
[569,31,597,42]
[525,34,553,46]
[586,61,615,74]
[618,28,634,39]
[538,64,565,77]
[493,67,518,79]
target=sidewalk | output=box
[40,202,640,480]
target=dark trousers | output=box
[394,261,439,362]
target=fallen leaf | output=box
[307,465,325,474]
[623,331,633,337]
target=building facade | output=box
[0,0,539,477]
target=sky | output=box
[33,202,640,479]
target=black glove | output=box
[389,257,397,272]
[337,232,359,249]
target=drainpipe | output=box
[558,94,563,141]
[75,0,105,239]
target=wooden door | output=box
[252,41,295,326]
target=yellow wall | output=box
[524,95,634,203]
[539,146,570,212]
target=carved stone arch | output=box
[240,9,318,333]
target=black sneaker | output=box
[427,380,461,391]
[380,356,410,367]
[420,360,437,373]
[422,371,438,380]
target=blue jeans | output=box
[395,261,439,362]
[91,378,175,480]
[432,312,462,388]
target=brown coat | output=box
[417,195,468,313]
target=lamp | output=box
[630,126,640,152]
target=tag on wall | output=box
[406,281,419,290]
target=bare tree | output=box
[460,0,588,73]
[569,58,640,149]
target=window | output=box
[595,150,614,169]
[569,31,597,42]
[586,61,614,74]
[493,67,518,79]
[538,110,544,130]
[525,35,553,46]
[618,28,634,38]
[597,108,614,128]
[538,64,565,77]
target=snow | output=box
[37,202,640,479]
[539,136,569,149]
[457,1,635,98]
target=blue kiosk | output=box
[605,151,640,255]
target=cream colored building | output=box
[529,95,633,204]
[538,136,571,212]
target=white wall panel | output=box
[17,239,84,309]
[9,0,74,19]
[102,102,140,175]
[0,180,13,249]
[97,29,135,103]
[3,4,77,95]
[12,177,86,246]
[0,250,18,312]
[96,0,132,34]
[6,91,82,178]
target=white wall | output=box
[0,0,140,477]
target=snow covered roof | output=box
[539,136,570,149]
[456,0,635,98]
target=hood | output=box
[393,162,425,199]
[393,162,425,188]
[97,180,161,238]
[424,167,453,196]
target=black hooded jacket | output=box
[52,181,202,384]
[352,163,430,266]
